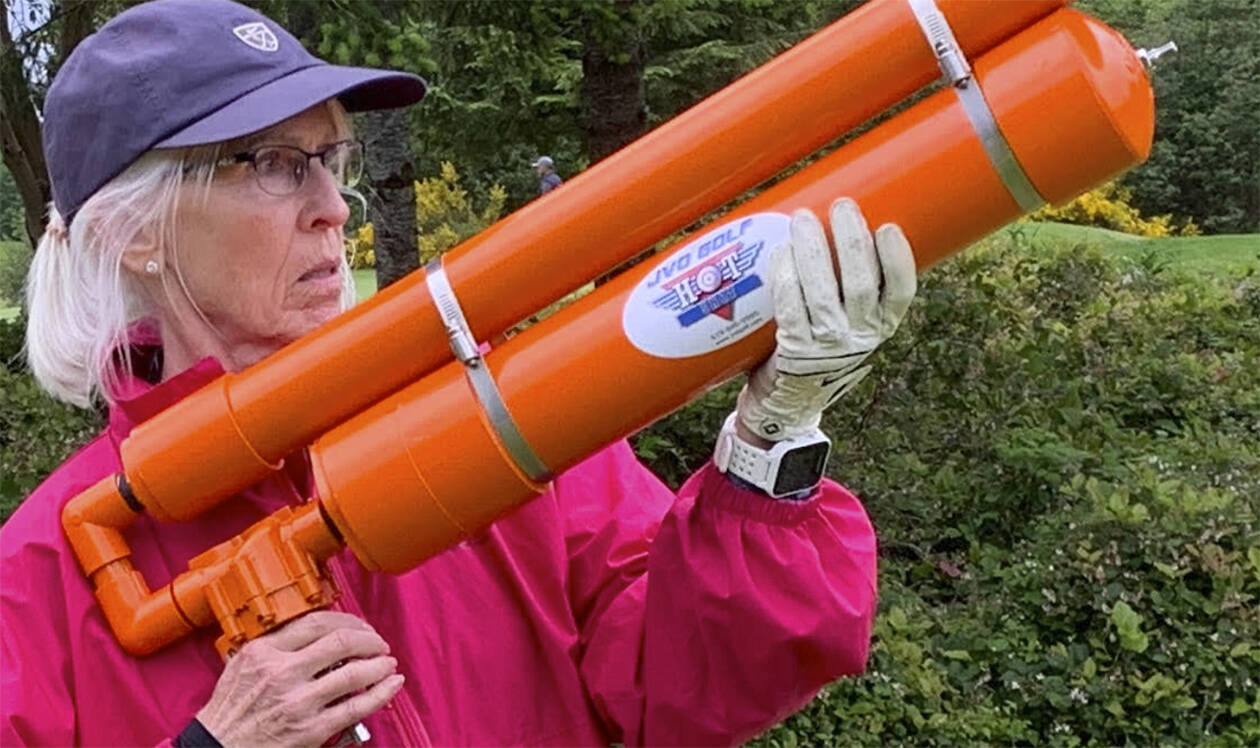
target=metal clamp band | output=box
[424,258,553,483]
[906,0,1046,212]
[906,0,971,87]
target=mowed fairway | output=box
[1004,222,1260,277]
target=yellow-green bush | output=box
[415,162,507,264]
[344,222,375,270]
[1027,182,1199,237]
[340,163,507,269]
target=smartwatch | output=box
[713,412,831,498]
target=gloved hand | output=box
[737,198,917,442]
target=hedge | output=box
[637,233,1260,746]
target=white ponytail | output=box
[25,154,185,407]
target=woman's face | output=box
[163,104,351,372]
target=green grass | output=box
[1004,222,1260,277]
[352,268,377,301]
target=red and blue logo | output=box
[651,219,764,327]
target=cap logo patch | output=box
[233,22,278,52]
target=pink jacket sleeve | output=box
[559,441,877,746]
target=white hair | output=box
[25,100,357,408]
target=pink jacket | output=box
[1,357,877,747]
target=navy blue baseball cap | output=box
[43,0,426,223]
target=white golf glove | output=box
[737,198,918,442]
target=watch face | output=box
[773,441,831,496]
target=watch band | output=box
[173,719,222,748]
[723,429,776,486]
[714,412,830,498]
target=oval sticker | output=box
[623,212,788,359]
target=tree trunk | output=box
[1,0,49,245]
[581,0,646,164]
[0,0,96,245]
[360,108,418,290]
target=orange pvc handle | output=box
[64,473,343,655]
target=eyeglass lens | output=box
[254,142,362,196]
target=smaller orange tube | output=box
[61,475,136,575]
[91,561,196,656]
[123,377,283,522]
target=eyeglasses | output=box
[215,139,364,197]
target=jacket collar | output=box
[107,320,226,438]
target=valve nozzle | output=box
[1136,41,1178,69]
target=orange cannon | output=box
[63,2,1162,656]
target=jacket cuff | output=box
[173,719,222,748]
[691,460,824,526]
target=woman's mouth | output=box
[298,262,339,282]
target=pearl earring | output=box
[145,260,160,275]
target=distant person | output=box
[533,155,563,195]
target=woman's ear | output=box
[120,225,163,279]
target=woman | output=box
[0,0,917,746]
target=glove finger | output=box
[770,241,812,355]
[874,222,918,336]
[789,208,846,342]
[830,198,880,337]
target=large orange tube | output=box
[112,0,1067,524]
[314,8,1153,573]
[66,3,1158,654]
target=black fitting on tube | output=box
[116,474,144,513]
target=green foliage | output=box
[640,0,860,126]
[637,233,1260,745]
[0,165,25,242]
[339,164,507,270]
[404,0,861,208]
[407,6,586,204]
[0,240,30,310]
[0,317,100,523]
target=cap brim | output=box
[155,64,426,148]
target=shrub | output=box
[637,234,1259,746]
[415,161,507,263]
[344,222,376,270]
[0,316,101,522]
[1027,182,1200,238]
[339,163,507,270]
[0,240,31,309]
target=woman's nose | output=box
[300,160,351,231]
